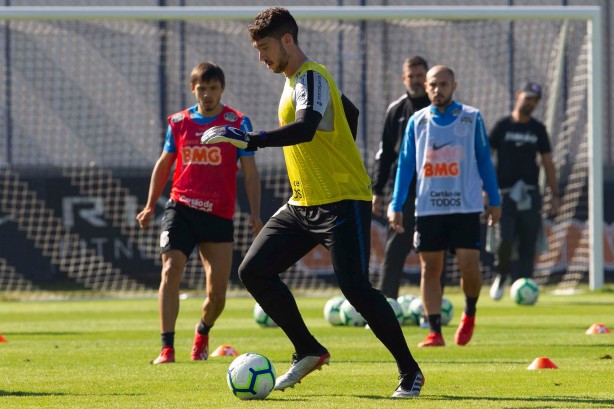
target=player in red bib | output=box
[137,62,262,364]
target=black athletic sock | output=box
[464,296,478,316]
[428,314,442,334]
[295,345,329,360]
[197,319,212,335]
[400,360,421,377]
[161,332,175,349]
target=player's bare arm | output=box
[372,194,385,217]
[136,151,176,229]
[239,155,263,235]
[388,209,405,233]
[541,152,560,213]
[485,205,501,226]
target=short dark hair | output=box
[248,7,299,45]
[404,55,428,71]
[190,62,225,89]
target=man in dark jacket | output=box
[372,56,430,298]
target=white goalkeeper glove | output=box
[200,125,259,151]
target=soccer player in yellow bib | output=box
[201,6,424,399]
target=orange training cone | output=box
[527,357,558,370]
[585,323,611,334]
[210,344,239,357]
[0,333,7,343]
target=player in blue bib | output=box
[390,65,501,348]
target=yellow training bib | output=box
[278,60,372,206]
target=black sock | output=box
[400,361,421,377]
[197,319,212,335]
[161,332,175,349]
[464,296,478,316]
[295,345,329,359]
[428,314,442,334]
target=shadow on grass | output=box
[354,394,614,406]
[435,394,614,407]
[0,390,145,397]
[330,359,537,365]
[567,344,614,348]
[3,332,83,336]
[263,397,306,402]
[0,391,63,397]
[564,301,614,306]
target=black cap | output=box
[520,82,542,98]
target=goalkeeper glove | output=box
[200,125,260,151]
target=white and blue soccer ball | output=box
[227,352,276,400]
[339,299,367,326]
[397,294,417,325]
[441,296,454,325]
[386,297,404,324]
[407,296,424,326]
[510,278,540,305]
[253,303,278,327]
[323,295,346,326]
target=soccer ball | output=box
[407,296,424,326]
[441,296,454,325]
[386,297,404,324]
[253,303,278,327]
[339,299,367,326]
[227,352,276,400]
[397,294,417,325]
[323,295,346,326]
[510,278,539,305]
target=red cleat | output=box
[152,346,175,364]
[455,312,475,346]
[190,324,209,361]
[418,332,445,347]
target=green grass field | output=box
[1,288,613,408]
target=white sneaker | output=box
[274,352,330,391]
[490,274,505,301]
[392,369,425,398]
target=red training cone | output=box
[585,323,611,334]
[210,344,239,357]
[527,357,558,370]
[0,334,6,343]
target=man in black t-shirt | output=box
[372,55,431,299]
[488,82,560,300]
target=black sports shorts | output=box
[414,212,481,252]
[159,200,234,258]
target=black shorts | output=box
[160,200,234,258]
[241,200,372,284]
[414,212,481,252]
